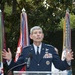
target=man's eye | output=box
[33,31,42,34]
[33,32,37,34]
[39,32,42,34]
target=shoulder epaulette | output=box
[23,45,31,49]
[45,44,54,48]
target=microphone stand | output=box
[7,52,32,75]
[7,62,27,75]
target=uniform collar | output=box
[33,43,42,54]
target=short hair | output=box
[30,26,43,34]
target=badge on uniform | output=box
[46,48,49,52]
[46,61,50,65]
[43,53,53,58]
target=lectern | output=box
[13,71,67,75]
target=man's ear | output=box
[42,33,44,39]
[30,34,32,39]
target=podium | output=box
[13,71,68,75]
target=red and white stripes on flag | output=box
[14,8,29,62]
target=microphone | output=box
[27,53,32,68]
[7,52,32,74]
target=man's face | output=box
[30,29,44,42]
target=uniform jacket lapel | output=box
[30,44,46,62]
[30,44,37,62]
[38,43,45,62]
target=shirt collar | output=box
[33,43,42,54]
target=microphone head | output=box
[28,52,33,59]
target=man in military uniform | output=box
[2,26,73,74]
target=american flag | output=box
[14,8,30,70]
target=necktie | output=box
[37,46,39,55]
[36,47,39,60]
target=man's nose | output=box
[37,33,40,35]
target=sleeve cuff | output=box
[67,61,71,66]
[6,59,12,65]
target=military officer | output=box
[2,26,74,72]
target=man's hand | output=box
[2,48,12,61]
[66,49,74,62]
